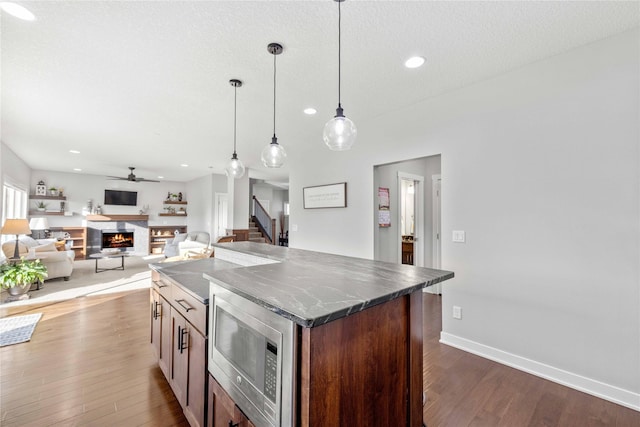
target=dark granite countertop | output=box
[149,257,242,304]
[204,242,454,328]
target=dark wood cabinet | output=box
[208,375,254,427]
[402,240,414,265]
[170,310,207,427]
[150,271,208,427]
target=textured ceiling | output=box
[2,1,638,184]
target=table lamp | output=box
[1,218,31,259]
[29,217,49,240]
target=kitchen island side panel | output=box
[299,293,420,426]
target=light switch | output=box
[452,230,465,243]
[291,224,298,232]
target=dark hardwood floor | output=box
[1,290,638,426]
[421,294,639,427]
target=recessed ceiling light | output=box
[0,2,36,21]
[180,164,189,167]
[303,108,317,115]
[404,56,425,69]
[157,176,164,179]
[73,168,82,172]
[69,150,80,154]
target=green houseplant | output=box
[36,201,47,211]
[0,258,48,296]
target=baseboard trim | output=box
[440,332,640,412]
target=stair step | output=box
[249,237,266,243]
[249,227,259,232]
[249,232,262,239]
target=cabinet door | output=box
[159,297,172,378]
[171,310,189,406]
[150,290,161,359]
[208,375,254,427]
[184,325,206,427]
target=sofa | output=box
[163,231,210,258]
[1,236,75,281]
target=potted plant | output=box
[48,187,58,196]
[0,258,48,297]
[36,201,47,211]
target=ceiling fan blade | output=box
[107,176,128,180]
[136,178,160,183]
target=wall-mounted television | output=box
[104,189,138,206]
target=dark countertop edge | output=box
[149,261,209,304]
[204,271,454,328]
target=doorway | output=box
[398,172,424,267]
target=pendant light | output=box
[261,42,287,168]
[225,79,246,179]
[323,0,357,151]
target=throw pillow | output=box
[172,233,188,244]
[54,240,67,251]
[186,234,197,241]
[19,236,40,248]
[34,242,57,253]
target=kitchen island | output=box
[150,242,454,427]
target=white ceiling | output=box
[2,1,638,184]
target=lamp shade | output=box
[1,218,31,236]
[29,217,49,230]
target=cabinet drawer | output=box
[151,270,173,300]
[171,284,207,335]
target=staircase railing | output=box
[252,196,275,244]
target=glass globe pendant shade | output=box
[323,106,357,151]
[225,153,245,179]
[261,136,287,168]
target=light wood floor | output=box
[1,290,638,426]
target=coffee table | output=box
[89,252,130,273]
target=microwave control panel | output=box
[264,341,278,404]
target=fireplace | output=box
[101,229,134,251]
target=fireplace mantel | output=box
[86,214,149,221]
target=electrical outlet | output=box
[291,224,298,232]
[453,306,462,319]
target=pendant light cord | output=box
[273,51,277,138]
[338,0,342,107]
[233,84,237,155]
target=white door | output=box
[214,193,228,240]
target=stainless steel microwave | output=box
[208,281,297,427]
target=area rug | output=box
[0,313,43,347]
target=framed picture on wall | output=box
[303,182,347,209]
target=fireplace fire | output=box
[102,230,134,250]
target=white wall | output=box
[289,29,640,408]
[186,172,227,236]
[1,142,31,193]
[29,170,187,228]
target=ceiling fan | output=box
[107,167,159,183]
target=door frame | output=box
[427,175,442,294]
[214,192,229,240]
[397,172,424,267]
